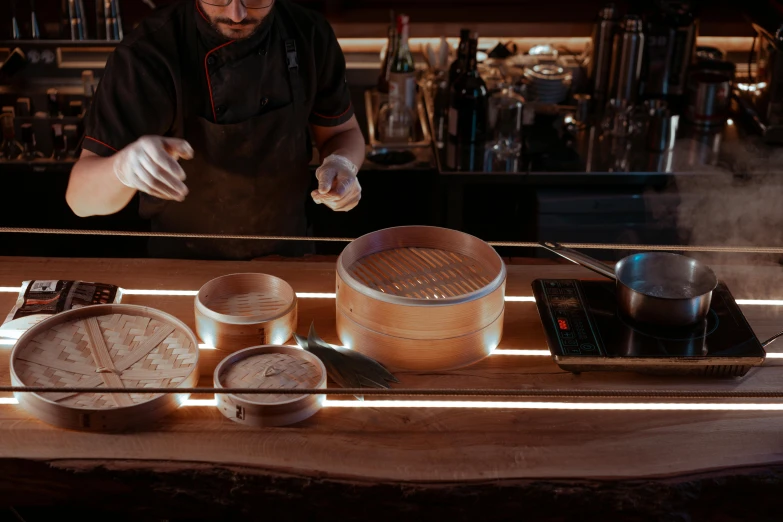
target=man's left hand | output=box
[312,154,361,212]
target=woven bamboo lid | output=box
[10,304,199,431]
[195,273,298,350]
[337,226,506,306]
[196,273,296,325]
[348,246,496,299]
[214,345,326,426]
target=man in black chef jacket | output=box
[66,0,365,260]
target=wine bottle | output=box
[448,29,471,87]
[377,13,397,94]
[388,14,416,111]
[446,35,488,171]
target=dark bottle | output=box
[377,21,397,94]
[446,35,488,171]
[432,76,450,147]
[47,88,60,118]
[448,29,471,87]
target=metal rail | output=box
[2,227,783,254]
[4,386,783,400]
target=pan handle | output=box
[761,330,783,349]
[539,242,617,281]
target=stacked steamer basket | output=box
[10,304,199,432]
[335,226,506,370]
[214,345,327,426]
[195,273,298,351]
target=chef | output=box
[66,0,364,259]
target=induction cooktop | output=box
[532,279,766,376]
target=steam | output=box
[646,130,783,299]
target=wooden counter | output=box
[1,256,783,520]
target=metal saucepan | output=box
[540,242,719,327]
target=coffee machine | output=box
[735,23,783,144]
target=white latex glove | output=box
[113,135,193,201]
[311,154,361,212]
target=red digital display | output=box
[557,318,570,331]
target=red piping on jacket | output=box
[196,0,236,122]
[312,102,353,121]
[84,136,119,153]
[205,41,236,122]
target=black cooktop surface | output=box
[532,279,766,376]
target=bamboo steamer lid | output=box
[336,226,506,370]
[195,273,298,352]
[10,304,199,432]
[214,345,326,427]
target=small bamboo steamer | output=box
[195,273,298,351]
[10,304,200,432]
[213,345,326,427]
[336,226,506,371]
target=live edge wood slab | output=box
[1,256,783,521]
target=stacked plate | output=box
[524,64,572,104]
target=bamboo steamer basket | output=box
[195,273,298,351]
[10,304,199,432]
[335,226,506,370]
[214,345,326,427]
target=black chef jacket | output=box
[83,0,354,157]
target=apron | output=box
[141,2,312,260]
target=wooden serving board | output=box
[0,256,782,492]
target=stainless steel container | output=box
[541,242,718,327]
[641,14,676,98]
[667,3,698,96]
[685,71,731,129]
[609,15,645,105]
[588,4,620,109]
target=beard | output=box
[209,16,264,40]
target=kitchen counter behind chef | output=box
[66,0,365,260]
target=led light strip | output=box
[0,340,777,358]
[0,397,781,410]
[493,349,550,356]
[1,341,779,358]
[321,400,783,411]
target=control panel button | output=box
[580,344,597,352]
[561,332,574,338]
[567,347,582,354]
[563,339,578,346]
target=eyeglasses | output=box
[200,0,274,9]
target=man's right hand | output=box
[113,136,193,201]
